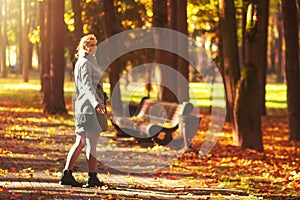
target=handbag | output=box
[96,85,108,132]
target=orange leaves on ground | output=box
[165,175,179,180]
[0,102,75,186]
[1,86,299,199]
[177,115,300,197]
[10,167,19,173]
[0,186,9,192]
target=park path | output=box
[0,108,259,200]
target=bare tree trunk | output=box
[269,14,276,74]
[269,8,284,83]
[103,0,123,116]
[153,0,168,102]
[235,0,269,152]
[153,0,178,102]
[28,43,33,71]
[42,0,52,112]
[17,0,22,75]
[276,2,284,82]
[38,0,45,91]
[282,0,300,141]
[42,0,67,114]
[167,0,178,100]
[70,0,83,71]
[49,0,66,114]
[218,0,240,143]
[27,0,37,71]
[22,0,29,82]
[176,0,189,102]
[1,0,8,78]
[0,1,2,75]
[259,0,269,116]
[72,0,82,39]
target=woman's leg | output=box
[64,133,86,170]
[61,133,86,187]
[85,131,100,172]
[84,132,104,187]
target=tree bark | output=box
[234,63,264,151]
[70,0,83,71]
[275,4,284,83]
[71,0,83,41]
[176,0,189,102]
[50,0,67,114]
[218,0,240,141]
[103,0,123,116]
[22,0,30,82]
[234,0,269,152]
[269,10,283,82]
[27,0,37,71]
[42,0,51,113]
[43,0,67,114]
[38,0,45,91]
[259,0,269,115]
[153,0,178,102]
[282,0,300,141]
[0,1,2,74]
[17,0,22,75]
[0,0,8,78]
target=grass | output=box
[0,75,287,110]
[265,84,287,108]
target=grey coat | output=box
[74,54,108,133]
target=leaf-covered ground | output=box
[186,114,300,198]
[0,79,299,199]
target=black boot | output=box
[85,172,105,187]
[60,170,83,187]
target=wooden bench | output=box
[111,97,199,146]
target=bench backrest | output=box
[136,99,193,126]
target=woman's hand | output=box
[96,103,106,114]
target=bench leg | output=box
[116,130,132,137]
[136,137,154,145]
[152,131,173,146]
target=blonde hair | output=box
[75,34,97,58]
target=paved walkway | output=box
[0,136,259,200]
[0,114,260,200]
[0,160,258,199]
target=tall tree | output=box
[176,0,189,102]
[218,0,240,142]
[27,0,37,72]
[43,0,67,114]
[282,0,300,141]
[153,0,178,102]
[0,0,2,74]
[234,0,269,152]
[102,0,123,116]
[22,0,30,82]
[275,4,284,83]
[71,0,83,42]
[269,2,284,82]
[50,0,67,114]
[0,0,8,78]
[42,0,51,112]
[70,0,83,70]
[38,0,45,90]
[16,0,23,75]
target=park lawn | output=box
[1,77,298,199]
[0,77,287,109]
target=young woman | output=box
[60,34,108,187]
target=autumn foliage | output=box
[0,79,300,199]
